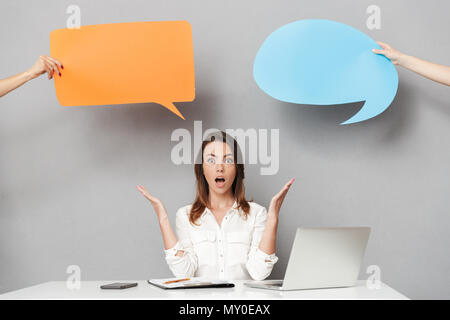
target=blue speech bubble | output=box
[253,19,398,124]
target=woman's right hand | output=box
[136,185,168,221]
[372,41,405,65]
[137,185,182,255]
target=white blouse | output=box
[164,201,279,281]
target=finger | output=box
[43,62,53,79]
[278,178,295,201]
[46,56,63,70]
[274,184,290,199]
[137,185,147,195]
[278,178,294,196]
[286,178,295,187]
[43,61,57,79]
[45,59,61,76]
[137,185,155,200]
[279,189,289,203]
[273,189,284,200]
[45,57,62,75]
[273,188,289,204]
[372,49,385,54]
[43,65,51,79]
[376,41,390,49]
[137,185,149,195]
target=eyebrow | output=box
[206,153,233,157]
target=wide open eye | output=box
[206,157,215,165]
[225,157,234,164]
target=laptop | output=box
[244,227,370,291]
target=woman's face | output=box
[202,141,236,196]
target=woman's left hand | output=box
[267,178,295,220]
[26,55,63,80]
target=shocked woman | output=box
[137,131,294,281]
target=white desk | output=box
[0,280,408,300]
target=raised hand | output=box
[27,55,63,80]
[1,55,64,98]
[136,185,168,221]
[267,178,294,220]
[372,41,404,65]
[372,41,450,86]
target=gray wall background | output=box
[0,0,449,299]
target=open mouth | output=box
[215,177,226,188]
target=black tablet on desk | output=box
[148,277,234,290]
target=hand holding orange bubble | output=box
[50,21,195,119]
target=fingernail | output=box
[61,65,64,69]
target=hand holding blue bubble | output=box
[253,19,399,124]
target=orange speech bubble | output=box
[50,21,195,119]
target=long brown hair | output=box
[189,131,251,225]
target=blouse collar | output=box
[204,199,239,215]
